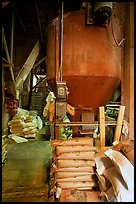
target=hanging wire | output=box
[59,2,64,82]
[106,2,126,48]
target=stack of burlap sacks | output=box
[2,135,7,166]
[50,137,99,199]
[8,114,38,139]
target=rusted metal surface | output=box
[47,10,122,112]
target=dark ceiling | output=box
[2,0,82,96]
[2,1,127,97]
[2,1,82,49]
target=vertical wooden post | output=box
[114,106,125,142]
[99,106,105,147]
[2,80,5,135]
[55,123,59,140]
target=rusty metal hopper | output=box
[47,10,121,112]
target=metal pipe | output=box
[10,8,14,72]
[35,1,44,47]
[59,2,64,81]
[28,68,34,110]
[2,26,15,84]
[55,121,117,127]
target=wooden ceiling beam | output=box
[15,41,40,90]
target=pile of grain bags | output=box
[95,148,134,202]
[8,108,38,139]
[2,135,7,166]
[50,137,99,201]
[8,116,25,137]
[23,116,38,139]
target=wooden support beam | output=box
[114,105,125,142]
[2,26,15,85]
[99,106,105,148]
[2,81,5,131]
[35,1,44,48]
[15,41,40,90]
[10,8,14,71]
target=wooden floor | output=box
[2,129,54,202]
